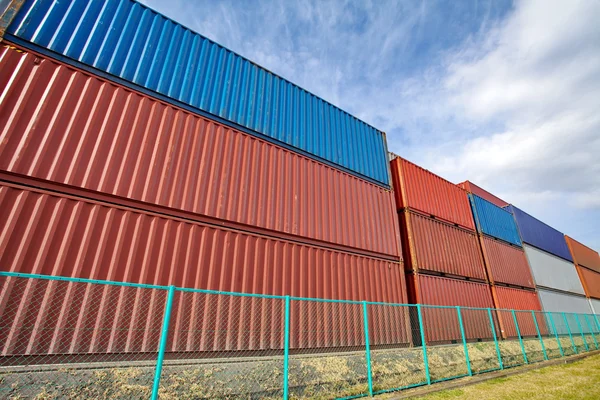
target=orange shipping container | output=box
[575,266,600,300]
[0,44,400,259]
[458,181,508,208]
[390,157,475,230]
[480,235,535,288]
[565,236,600,273]
[399,210,487,280]
[491,286,545,338]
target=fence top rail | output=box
[0,271,170,290]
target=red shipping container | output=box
[575,266,600,300]
[480,235,535,288]
[407,273,495,343]
[458,181,508,208]
[390,157,475,230]
[400,210,487,280]
[492,286,545,338]
[0,182,410,356]
[566,236,600,273]
[0,44,400,259]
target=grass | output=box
[411,353,600,400]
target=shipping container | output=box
[524,244,585,295]
[480,236,535,288]
[406,273,494,342]
[458,180,508,208]
[537,288,593,335]
[0,182,410,356]
[0,44,400,258]
[491,286,544,338]
[390,157,475,230]
[4,0,390,186]
[589,298,600,315]
[469,194,522,247]
[576,266,600,300]
[565,236,600,273]
[399,210,487,280]
[505,205,572,262]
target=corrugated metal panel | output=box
[399,211,487,280]
[469,194,521,247]
[589,298,600,314]
[480,236,535,288]
[390,157,475,230]
[0,0,22,39]
[492,286,543,337]
[565,236,600,273]
[5,0,390,186]
[505,205,572,262]
[576,266,600,300]
[0,182,407,303]
[458,181,508,208]
[407,273,494,342]
[0,44,400,258]
[524,244,585,295]
[537,288,592,314]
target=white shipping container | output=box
[537,288,593,335]
[589,298,600,315]
[524,244,585,295]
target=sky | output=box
[140,0,600,251]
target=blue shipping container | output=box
[504,205,573,262]
[469,194,522,247]
[5,0,390,186]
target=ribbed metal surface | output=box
[0,182,407,303]
[390,157,475,230]
[407,274,494,342]
[399,211,486,280]
[0,44,400,258]
[576,266,600,300]
[537,288,592,314]
[565,236,600,273]
[458,181,508,208]
[5,0,389,186]
[505,205,572,262]
[589,298,600,314]
[492,286,544,337]
[470,195,521,247]
[524,244,585,295]
[480,236,535,288]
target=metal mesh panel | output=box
[287,299,368,399]
[536,312,564,359]
[421,306,469,383]
[512,311,545,363]
[461,308,501,374]
[158,290,285,399]
[564,313,588,354]
[367,304,426,395]
[495,310,527,368]
[0,276,165,399]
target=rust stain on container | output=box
[0,182,409,355]
[458,181,508,208]
[565,236,600,273]
[0,43,401,258]
[575,266,600,300]
[491,286,545,338]
[390,157,475,230]
[480,235,535,289]
[406,273,494,342]
[399,210,487,280]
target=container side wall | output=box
[0,44,400,258]
[565,236,600,273]
[470,194,521,246]
[390,158,475,230]
[5,0,389,185]
[537,289,592,314]
[576,266,600,300]
[524,245,585,295]
[481,236,535,288]
[506,205,572,262]
[492,286,543,337]
[589,298,600,314]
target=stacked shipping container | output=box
[0,1,410,357]
[565,236,600,313]
[506,205,593,315]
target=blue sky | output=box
[140,0,600,251]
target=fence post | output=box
[531,311,548,361]
[362,301,374,397]
[547,312,564,357]
[562,312,577,354]
[487,308,503,370]
[574,314,589,352]
[456,306,472,376]
[283,295,291,400]
[151,285,175,400]
[583,315,599,350]
[416,304,431,385]
[511,310,528,364]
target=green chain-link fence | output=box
[1,272,599,399]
